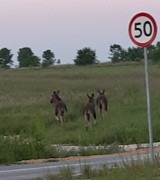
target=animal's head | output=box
[97,89,105,95]
[50,90,61,103]
[87,93,95,104]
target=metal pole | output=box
[144,47,154,162]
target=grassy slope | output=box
[0,63,160,149]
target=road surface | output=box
[0,148,157,180]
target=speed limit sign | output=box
[128,12,158,162]
[128,12,157,47]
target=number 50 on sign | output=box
[128,12,157,47]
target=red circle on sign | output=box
[128,12,157,47]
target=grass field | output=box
[0,62,160,163]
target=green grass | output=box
[0,62,160,163]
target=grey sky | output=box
[0,0,159,66]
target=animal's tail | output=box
[61,110,65,117]
[93,112,96,120]
[105,102,108,111]
[99,103,103,112]
[86,113,90,121]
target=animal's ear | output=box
[97,89,100,93]
[87,94,90,98]
[91,93,94,97]
[56,90,60,95]
[102,89,105,94]
[53,91,56,94]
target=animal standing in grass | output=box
[96,89,108,119]
[50,90,67,124]
[83,93,96,130]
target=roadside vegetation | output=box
[0,62,160,164]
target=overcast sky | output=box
[0,0,159,65]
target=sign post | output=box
[128,12,157,162]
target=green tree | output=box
[42,49,56,67]
[0,48,13,68]
[17,47,40,67]
[147,44,155,60]
[74,47,97,65]
[56,59,61,64]
[109,44,127,63]
[149,42,160,63]
[125,47,143,61]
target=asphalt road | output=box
[0,152,153,180]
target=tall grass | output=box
[0,63,160,163]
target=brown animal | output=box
[50,90,67,124]
[96,89,108,119]
[83,93,96,130]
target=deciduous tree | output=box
[149,42,160,63]
[74,47,97,65]
[17,47,40,67]
[42,49,56,67]
[109,44,127,63]
[125,47,143,61]
[0,48,13,68]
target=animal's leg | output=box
[85,115,89,131]
[88,118,92,130]
[63,113,66,122]
[55,110,60,124]
[93,112,96,124]
[101,112,104,120]
[93,117,96,124]
[99,103,102,113]
[60,115,63,125]
[55,115,60,123]
[101,105,104,119]
[102,109,107,120]
[102,104,107,119]
[61,111,65,124]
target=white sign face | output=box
[129,12,157,47]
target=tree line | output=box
[109,41,160,63]
[0,47,58,69]
[0,42,160,68]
